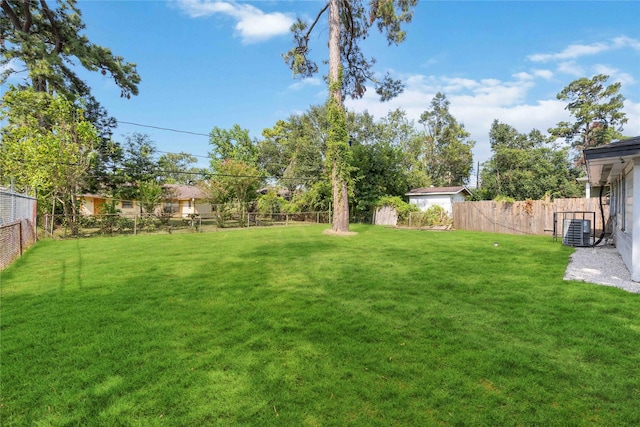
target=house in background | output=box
[80,184,211,218]
[406,186,472,215]
[162,184,211,217]
[80,193,142,216]
[584,136,640,281]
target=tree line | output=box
[0,0,630,231]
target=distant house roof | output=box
[163,184,206,200]
[584,136,640,186]
[257,187,291,198]
[406,186,472,197]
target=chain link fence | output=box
[1,187,37,270]
[39,211,331,239]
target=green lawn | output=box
[1,225,639,426]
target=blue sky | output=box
[3,1,640,172]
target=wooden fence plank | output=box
[452,198,609,236]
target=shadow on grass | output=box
[2,226,640,425]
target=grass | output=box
[1,224,639,426]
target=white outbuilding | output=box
[406,186,472,215]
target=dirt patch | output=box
[396,225,452,231]
[322,229,358,236]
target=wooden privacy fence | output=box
[452,198,610,236]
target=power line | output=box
[156,150,211,159]
[116,120,210,137]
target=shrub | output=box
[494,195,516,203]
[373,196,418,221]
[410,205,451,227]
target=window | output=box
[619,175,626,231]
[163,202,178,213]
[122,200,133,209]
[625,170,633,233]
[610,182,617,216]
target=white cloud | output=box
[528,36,640,62]
[613,36,640,51]
[288,77,322,91]
[176,0,294,43]
[529,42,609,62]
[345,74,567,164]
[592,64,636,86]
[513,72,533,81]
[557,61,584,77]
[532,69,554,80]
[623,100,640,137]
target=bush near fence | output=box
[452,198,609,236]
[405,206,453,228]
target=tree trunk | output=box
[328,0,349,232]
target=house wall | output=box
[610,159,640,281]
[179,200,194,217]
[195,202,212,215]
[81,197,95,215]
[119,200,140,216]
[409,194,463,215]
[164,200,212,217]
[80,196,108,215]
[612,172,631,270]
[633,159,640,281]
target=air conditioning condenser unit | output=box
[562,219,591,247]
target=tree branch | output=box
[1,0,24,31]
[20,0,32,32]
[341,0,355,61]
[39,0,63,54]
[304,1,330,44]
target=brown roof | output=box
[406,186,471,196]
[163,184,207,200]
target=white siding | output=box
[409,194,455,214]
[632,159,640,281]
[612,159,640,281]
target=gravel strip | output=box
[564,244,640,294]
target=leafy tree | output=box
[213,159,263,225]
[209,124,258,164]
[157,152,201,184]
[480,120,582,200]
[419,93,475,186]
[283,0,418,232]
[137,180,165,215]
[548,74,627,167]
[376,108,429,189]
[84,135,124,195]
[350,139,410,220]
[208,125,262,225]
[257,189,292,215]
[259,106,427,218]
[199,178,230,227]
[0,87,98,230]
[1,0,139,99]
[346,108,418,219]
[113,133,158,204]
[1,0,140,201]
[291,180,332,213]
[122,133,158,182]
[259,110,325,193]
